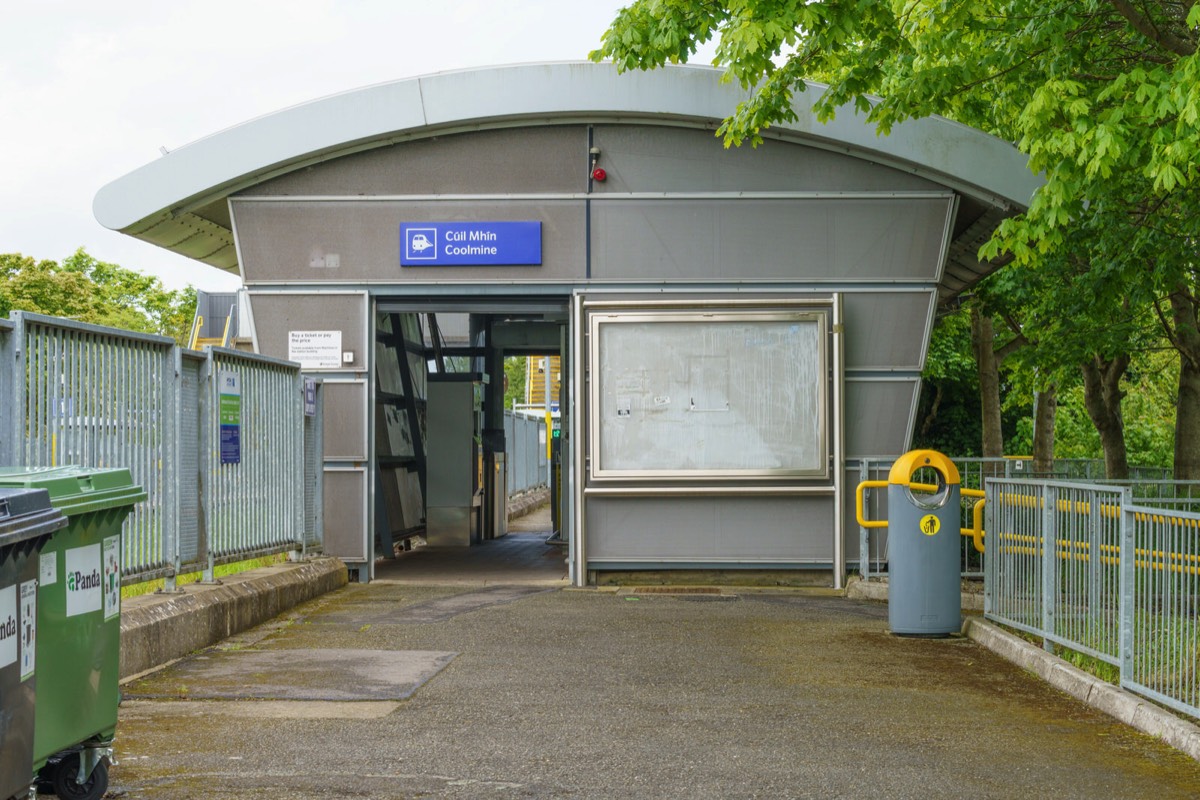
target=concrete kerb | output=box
[962,617,1200,762]
[507,486,549,521]
[119,557,348,681]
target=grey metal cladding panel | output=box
[201,293,238,339]
[321,382,368,461]
[593,125,944,194]
[247,293,366,368]
[844,379,919,457]
[842,291,935,370]
[585,495,834,561]
[324,470,367,561]
[590,197,950,282]
[233,199,585,282]
[241,126,585,196]
[425,382,475,507]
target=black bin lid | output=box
[0,487,69,549]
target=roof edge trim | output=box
[94,62,1040,233]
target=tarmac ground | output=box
[108,507,1200,799]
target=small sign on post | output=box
[304,377,317,417]
[219,370,242,464]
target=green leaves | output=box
[594,0,1200,466]
[0,248,197,346]
[594,0,1200,273]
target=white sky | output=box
[0,0,716,292]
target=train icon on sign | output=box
[405,228,438,261]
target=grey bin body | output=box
[887,454,962,636]
[0,488,68,800]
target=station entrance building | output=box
[95,63,1037,585]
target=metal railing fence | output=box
[0,319,13,466]
[1094,479,1200,512]
[505,410,548,494]
[854,456,1019,579]
[1,312,322,586]
[853,457,1184,580]
[986,479,1200,719]
[200,347,308,575]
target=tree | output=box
[915,305,983,456]
[593,0,1200,476]
[504,356,528,412]
[0,249,197,346]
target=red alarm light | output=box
[591,167,607,182]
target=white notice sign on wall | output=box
[288,331,343,369]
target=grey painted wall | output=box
[585,495,835,563]
[230,121,953,572]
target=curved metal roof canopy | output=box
[94,61,1040,296]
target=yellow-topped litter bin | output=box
[887,450,962,636]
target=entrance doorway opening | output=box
[372,298,570,582]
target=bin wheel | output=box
[49,754,108,800]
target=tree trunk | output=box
[971,306,1004,459]
[1168,290,1200,480]
[1080,354,1130,480]
[1032,384,1057,476]
[919,383,944,439]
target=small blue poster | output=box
[220,425,241,464]
[219,371,242,464]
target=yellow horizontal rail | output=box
[993,531,1200,576]
[855,480,888,529]
[855,479,988,553]
[860,480,1200,574]
[994,491,1123,519]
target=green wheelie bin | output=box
[0,467,145,800]
[0,488,68,800]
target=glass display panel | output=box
[591,311,828,479]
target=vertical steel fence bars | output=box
[1119,496,1136,695]
[302,379,324,554]
[987,480,1041,637]
[10,313,176,581]
[1042,483,1056,652]
[858,461,870,580]
[501,411,551,495]
[0,319,11,466]
[203,347,307,575]
[987,479,1199,719]
[5,312,322,585]
[291,370,304,560]
[505,412,515,496]
[175,353,204,582]
[1121,502,1200,717]
[10,314,26,466]
[197,349,214,582]
[1087,491,1102,657]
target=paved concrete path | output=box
[111,562,1200,799]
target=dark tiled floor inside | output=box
[373,504,568,585]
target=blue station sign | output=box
[400,221,542,266]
